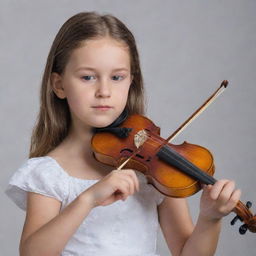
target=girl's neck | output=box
[48,123,113,179]
[54,118,95,160]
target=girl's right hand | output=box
[83,169,140,208]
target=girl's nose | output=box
[95,78,111,98]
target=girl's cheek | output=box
[66,92,87,113]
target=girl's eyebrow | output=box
[75,67,129,72]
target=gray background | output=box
[1,1,255,255]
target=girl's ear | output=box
[51,72,66,99]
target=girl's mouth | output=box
[92,105,113,111]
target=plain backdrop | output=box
[1,1,255,255]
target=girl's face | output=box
[52,37,132,130]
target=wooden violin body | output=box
[92,114,215,198]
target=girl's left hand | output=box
[199,179,241,222]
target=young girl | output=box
[5,12,241,256]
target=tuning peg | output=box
[246,201,252,209]
[231,202,252,225]
[239,224,248,235]
[230,215,242,225]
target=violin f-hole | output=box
[120,148,145,159]
[120,148,133,154]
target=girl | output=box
[5,12,241,256]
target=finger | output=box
[209,179,229,200]
[201,184,212,198]
[111,177,130,200]
[111,169,130,193]
[224,189,241,212]
[111,169,139,198]
[121,175,135,196]
[203,184,212,191]
[110,170,132,199]
[201,184,207,189]
[124,169,140,192]
[118,179,132,199]
[217,180,236,204]
[115,169,139,194]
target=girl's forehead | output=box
[67,38,131,71]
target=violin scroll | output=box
[231,201,256,234]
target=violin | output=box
[91,81,256,234]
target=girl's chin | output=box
[89,118,116,129]
[89,113,122,128]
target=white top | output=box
[5,156,165,256]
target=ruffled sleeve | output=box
[5,157,69,211]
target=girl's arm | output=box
[20,191,94,256]
[158,179,241,256]
[20,169,139,256]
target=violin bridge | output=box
[134,129,148,148]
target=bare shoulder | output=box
[20,192,61,249]
[157,197,194,255]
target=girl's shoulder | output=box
[5,156,69,210]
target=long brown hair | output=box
[29,12,145,158]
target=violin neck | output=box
[157,145,216,185]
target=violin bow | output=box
[166,80,228,142]
[117,81,228,170]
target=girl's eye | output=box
[112,75,124,81]
[82,75,96,81]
